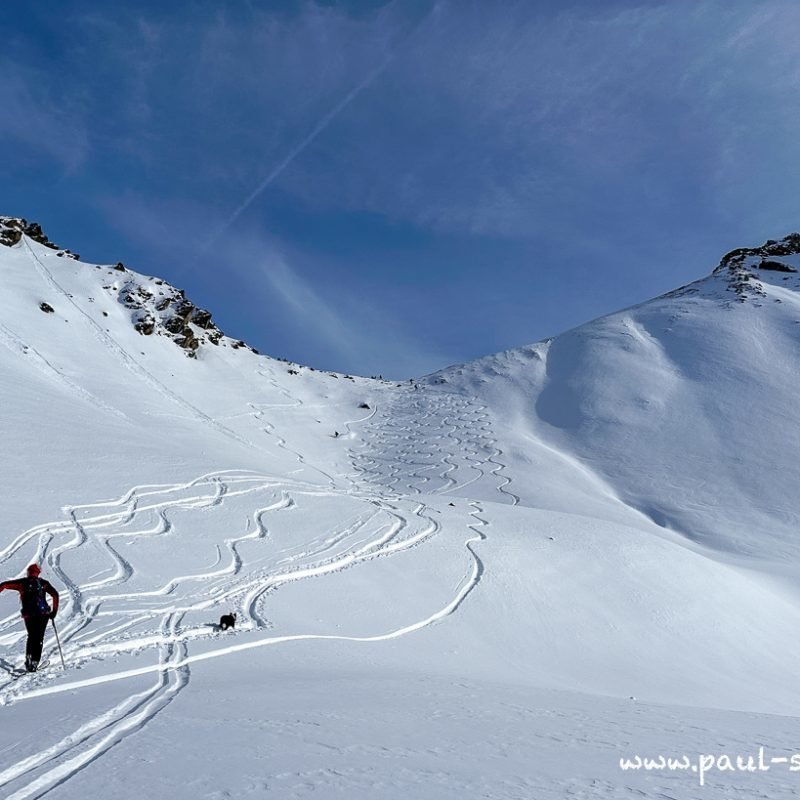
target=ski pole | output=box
[51,618,66,670]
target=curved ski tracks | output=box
[350,387,520,505]
[0,362,514,797]
[0,481,488,798]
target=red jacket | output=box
[0,577,59,619]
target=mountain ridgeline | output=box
[4,213,800,785]
[0,216,257,358]
[3,214,800,564]
[425,230,800,562]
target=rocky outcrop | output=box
[713,233,800,302]
[114,279,230,357]
[758,259,797,273]
[1,215,260,358]
[0,217,78,258]
[717,233,800,271]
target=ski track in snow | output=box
[350,388,519,505]
[22,239,259,452]
[0,320,128,420]
[0,382,512,798]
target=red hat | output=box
[27,564,41,577]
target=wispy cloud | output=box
[0,61,89,173]
[255,251,363,361]
[8,0,800,241]
[96,191,446,377]
[270,1,800,238]
[7,0,800,375]
[201,54,393,251]
[239,240,448,378]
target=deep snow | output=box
[2,225,800,798]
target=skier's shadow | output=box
[0,655,19,674]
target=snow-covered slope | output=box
[3,219,800,800]
[428,235,800,559]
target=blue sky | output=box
[3,1,799,377]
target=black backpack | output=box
[20,577,49,616]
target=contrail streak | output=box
[202,56,391,251]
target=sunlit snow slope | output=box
[428,238,800,560]
[2,219,800,800]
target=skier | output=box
[0,564,59,672]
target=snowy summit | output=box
[2,218,800,799]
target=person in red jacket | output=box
[0,564,60,672]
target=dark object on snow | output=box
[219,612,237,631]
[359,403,370,409]
[0,564,60,672]
[39,302,55,313]
[758,259,798,273]
[135,315,155,335]
[24,616,49,671]
[190,308,213,329]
